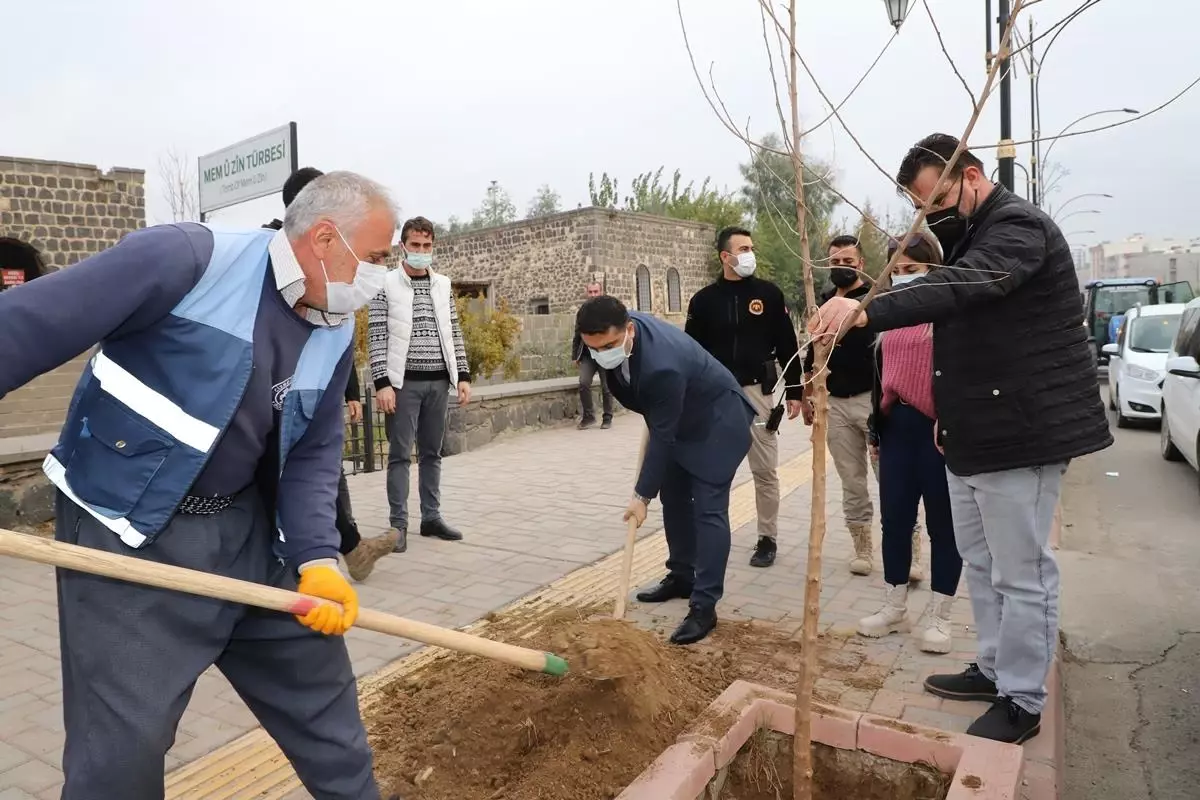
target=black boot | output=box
[670,604,717,645]
[420,518,463,541]
[923,663,999,702]
[966,698,1041,744]
[635,574,694,603]
[749,536,777,568]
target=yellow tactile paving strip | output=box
[164,449,815,799]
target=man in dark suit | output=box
[575,295,756,644]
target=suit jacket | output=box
[605,312,755,499]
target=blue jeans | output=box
[878,402,962,595]
[948,462,1067,714]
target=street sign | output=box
[197,123,298,215]
[1,269,24,287]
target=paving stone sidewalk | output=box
[0,415,813,798]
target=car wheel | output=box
[1161,405,1184,462]
[1115,389,1131,429]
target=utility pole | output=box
[1028,15,1040,206]
[996,0,1016,191]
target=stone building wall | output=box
[0,155,146,270]
[405,207,716,319]
[0,157,147,439]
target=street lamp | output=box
[1063,230,1096,238]
[881,0,914,31]
[1052,193,1112,221]
[1056,209,1101,226]
[1042,108,1139,166]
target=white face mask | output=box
[732,252,757,278]
[322,227,387,314]
[891,273,926,287]
[589,330,630,369]
[405,251,433,271]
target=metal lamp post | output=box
[1056,208,1101,227]
[1051,193,1112,221]
[1042,108,1139,168]
[881,0,1015,191]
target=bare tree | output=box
[675,0,1046,795]
[157,148,198,223]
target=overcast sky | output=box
[3,0,1197,250]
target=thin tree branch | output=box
[1008,0,1102,62]
[923,0,977,108]
[676,0,789,157]
[796,30,900,139]
[760,1,793,151]
[976,74,1200,150]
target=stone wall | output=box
[442,377,621,455]
[513,313,576,381]
[403,207,716,318]
[0,155,146,271]
[0,353,90,437]
[0,453,56,530]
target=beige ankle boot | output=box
[344,529,400,583]
[857,583,910,638]
[848,523,873,576]
[909,522,928,583]
[920,592,954,654]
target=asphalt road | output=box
[1059,391,1200,800]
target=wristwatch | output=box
[633,493,650,506]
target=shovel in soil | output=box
[0,528,568,676]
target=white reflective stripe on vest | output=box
[42,453,148,548]
[91,350,220,453]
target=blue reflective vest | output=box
[43,227,353,551]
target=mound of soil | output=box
[366,610,808,800]
[720,731,951,800]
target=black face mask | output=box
[925,181,974,255]
[829,267,859,288]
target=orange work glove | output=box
[294,564,359,635]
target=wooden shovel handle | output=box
[0,528,566,676]
[614,424,651,620]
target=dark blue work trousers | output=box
[878,402,962,595]
[661,460,734,610]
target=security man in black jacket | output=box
[685,226,803,568]
[815,133,1111,745]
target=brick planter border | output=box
[617,680,1025,800]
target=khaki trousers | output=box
[741,385,780,539]
[827,392,877,528]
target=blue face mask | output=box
[590,330,629,369]
[406,252,433,270]
[891,273,925,287]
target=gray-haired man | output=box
[0,172,402,798]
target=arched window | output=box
[635,265,651,311]
[666,268,682,312]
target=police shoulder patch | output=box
[748,298,764,315]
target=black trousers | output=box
[335,468,360,554]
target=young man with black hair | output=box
[685,226,803,568]
[576,295,755,644]
[265,167,398,581]
[804,235,928,582]
[814,133,1111,744]
[369,216,471,553]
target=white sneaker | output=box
[857,584,910,638]
[909,522,928,583]
[920,592,954,654]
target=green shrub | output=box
[456,294,522,381]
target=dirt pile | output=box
[366,611,811,800]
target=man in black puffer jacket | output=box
[815,133,1111,746]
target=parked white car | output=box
[1103,303,1186,427]
[1160,297,1200,493]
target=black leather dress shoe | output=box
[749,536,777,568]
[635,574,694,603]
[670,605,717,645]
[420,518,463,541]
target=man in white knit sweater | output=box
[368,216,471,553]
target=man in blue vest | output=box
[576,295,755,645]
[0,171,399,799]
